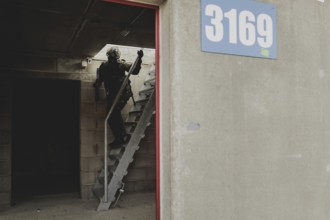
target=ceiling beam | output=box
[67,0,97,53]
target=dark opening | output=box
[12,78,80,202]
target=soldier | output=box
[93,46,144,147]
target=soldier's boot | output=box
[109,133,131,148]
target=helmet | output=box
[106,46,121,59]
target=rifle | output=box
[93,68,100,102]
[130,86,136,106]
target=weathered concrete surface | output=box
[158,1,172,220]
[160,0,330,219]
[0,80,12,210]
[0,192,155,220]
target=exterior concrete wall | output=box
[160,0,330,219]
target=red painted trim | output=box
[155,9,161,220]
[101,1,161,219]
[102,0,158,9]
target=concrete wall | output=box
[0,80,12,210]
[160,0,330,219]
[80,81,107,200]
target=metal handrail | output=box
[103,53,141,203]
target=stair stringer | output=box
[96,90,155,211]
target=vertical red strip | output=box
[155,8,161,220]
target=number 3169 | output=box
[205,4,274,48]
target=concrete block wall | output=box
[0,79,12,210]
[80,81,108,200]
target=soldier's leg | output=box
[109,107,126,141]
[106,95,129,147]
[109,109,127,146]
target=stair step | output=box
[147,81,155,86]
[93,185,104,201]
[143,78,156,87]
[107,159,117,167]
[109,147,122,155]
[148,69,155,76]
[129,110,143,115]
[127,129,145,136]
[144,77,155,86]
[108,143,126,150]
[98,171,106,185]
[135,98,149,104]
[129,105,143,112]
[139,87,154,95]
[98,167,116,184]
[98,176,109,185]
[125,121,137,126]
[126,115,141,125]
[109,154,122,162]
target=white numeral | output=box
[257,14,273,48]
[224,9,237,44]
[205,4,223,42]
[239,10,256,46]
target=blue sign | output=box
[201,0,277,59]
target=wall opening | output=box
[12,78,80,203]
[90,1,159,218]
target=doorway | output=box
[12,78,80,202]
[99,1,160,218]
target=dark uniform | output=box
[94,47,143,146]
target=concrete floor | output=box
[0,192,156,220]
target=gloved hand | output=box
[93,82,97,88]
[137,50,144,58]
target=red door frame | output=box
[101,1,160,219]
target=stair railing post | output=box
[103,53,141,203]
